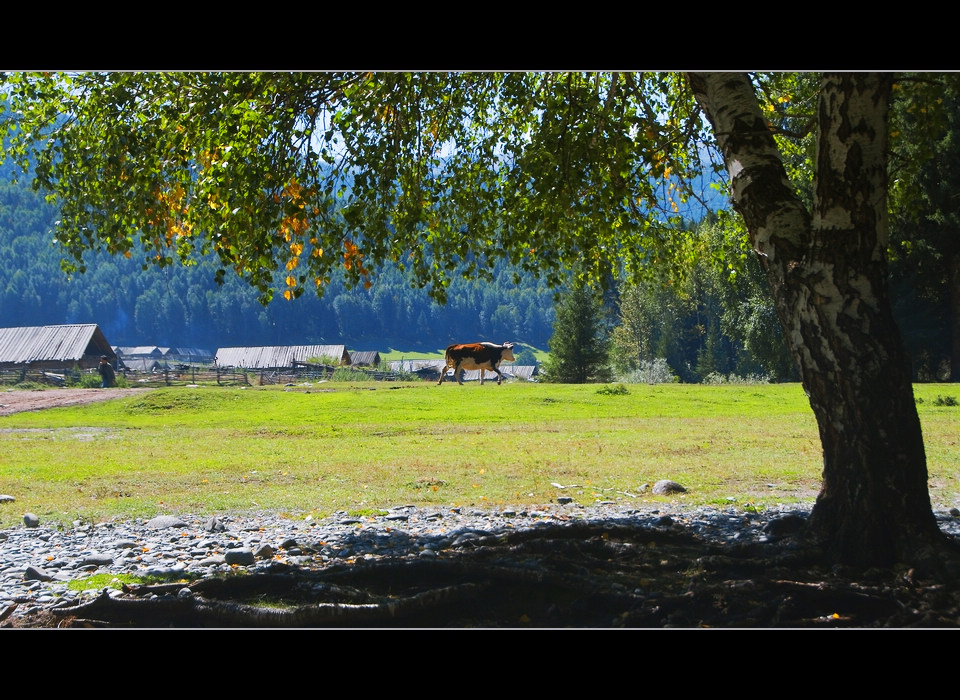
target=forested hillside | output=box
[0,177,558,351]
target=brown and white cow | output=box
[437,342,516,386]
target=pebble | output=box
[3,502,960,618]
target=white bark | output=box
[688,72,940,565]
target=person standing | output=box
[98,355,116,388]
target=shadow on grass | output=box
[8,510,960,628]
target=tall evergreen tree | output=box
[541,284,612,383]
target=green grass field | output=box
[1,381,958,528]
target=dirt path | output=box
[0,388,152,416]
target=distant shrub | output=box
[69,370,129,389]
[330,366,375,382]
[12,381,46,390]
[596,383,630,396]
[75,372,102,388]
[702,372,771,385]
[621,358,678,385]
[306,355,339,366]
[934,395,958,407]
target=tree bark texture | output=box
[688,72,944,566]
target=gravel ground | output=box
[5,501,960,627]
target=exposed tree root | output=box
[6,521,960,628]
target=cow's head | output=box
[501,342,516,362]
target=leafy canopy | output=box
[5,71,946,307]
[1,72,723,304]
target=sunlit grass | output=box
[0,382,957,528]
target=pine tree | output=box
[541,284,612,383]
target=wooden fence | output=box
[255,363,410,385]
[120,366,251,387]
[0,368,76,387]
[0,365,251,388]
[1,364,417,388]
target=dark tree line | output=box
[0,179,557,351]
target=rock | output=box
[224,549,255,566]
[205,516,226,532]
[950,507,960,517]
[0,494,15,503]
[23,566,52,582]
[652,480,687,495]
[254,544,275,559]
[763,513,807,538]
[146,515,188,529]
[557,496,574,505]
[22,513,40,528]
[198,555,225,567]
[140,564,186,577]
[80,553,115,567]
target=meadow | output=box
[1,381,958,528]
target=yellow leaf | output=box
[285,275,297,287]
[283,290,292,301]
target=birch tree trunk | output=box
[688,72,948,566]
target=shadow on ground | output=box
[5,516,960,628]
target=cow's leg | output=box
[455,362,464,385]
[495,368,504,385]
[438,362,448,385]
[480,369,485,386]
